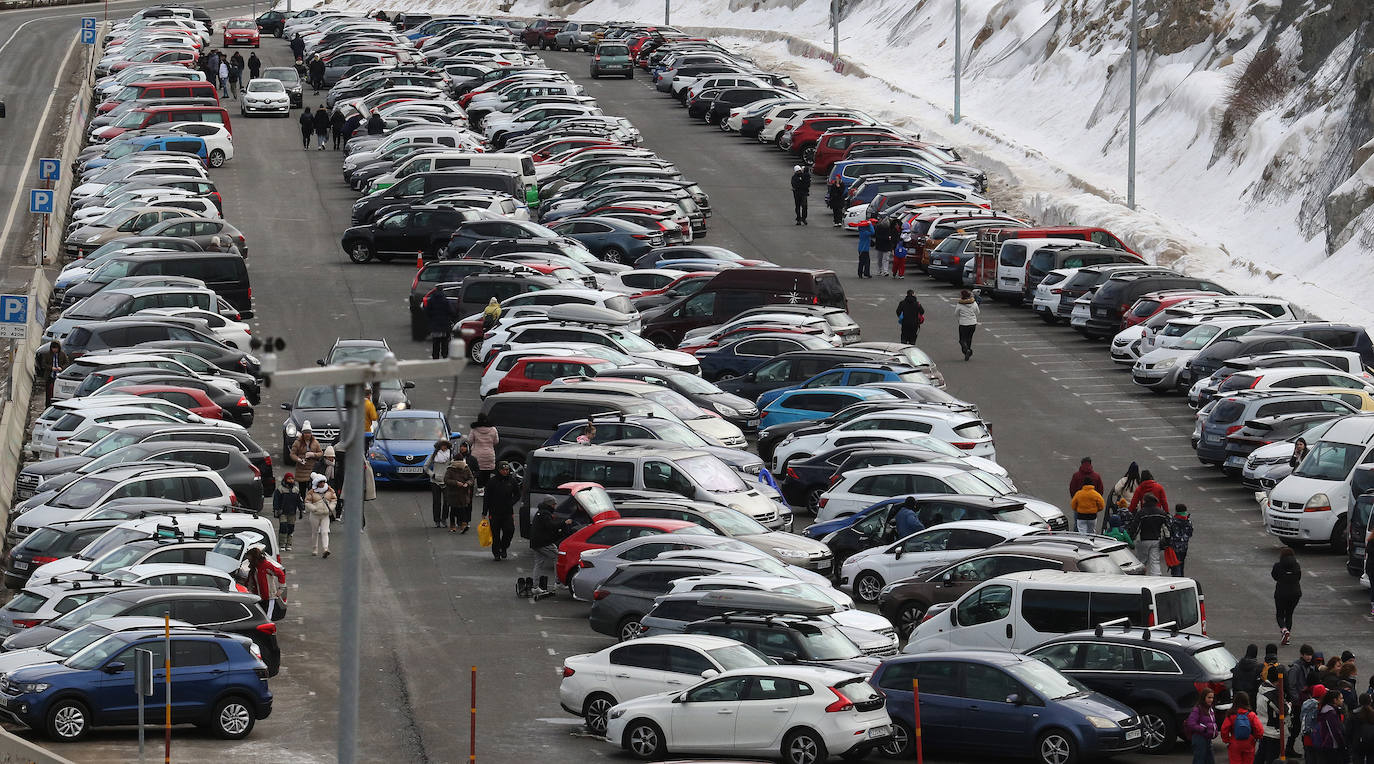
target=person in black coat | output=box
[1272,548,1302,645]
[897,290,925,345]
[312,106,330,150]
[825,176,845,227]
[482,462,520,561]
[1233,644,1263,704]
[330,108,346,149]
[366,112,385,135]
[289,33,305,61]
[790,165,811,225]
[247,52,261,80]
[298,107,314,150]
[527,499,573,597]
[423,288,455,359]
[344,113,363,140]
[307,56,326,94]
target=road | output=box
[16,24,1372,764]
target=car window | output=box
[746,676,800,700]
[1029,642,1081,671]
[913,660,960,695]
[685,675,749,702]
[955,584,1012,626]
[902,528,951,552]
[587,525,662,546]
[172,639,226,667]
[1020,589,1090,632]
[666,646,714,676]
[1140,648,1181,673]
[961,663,1021,703]
[609,642,665,669]
[1081,642,1135,671]
[113,640,167,667]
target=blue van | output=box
[81,135,209,174]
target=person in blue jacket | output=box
[856,218,874,279]
[895,496,924,538]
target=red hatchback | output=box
[781,117,866,162]
[494,356,615,395]
[556,518,701,584]
[222,19,260,47]
[114,384,227,420]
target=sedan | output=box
[548,217,663,263]
[697,334,834,382]
[259,66,303,106]
[239,79,290,116]
[367,410,456,484]
[556,518,706,585]
[807,496,1047,561]
[817,464,1057,526]
[604,666,892,761]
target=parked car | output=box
[366,410,456,484]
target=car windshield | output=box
[707,644,770,670]
[702,508,768,536]
[642,389,701,419]
[377,417,446,441]
[797,625,860,660]
[113,110,150,128]
[1193,645,1239,675]
[677,455,748,493]
[644,420,708,447]
[46,623,117,658]
[64,633,138,670]
[1294,441,1365,480]
[897,435,964,458]
[1010,659,1088,700]
[296,385,343,408]
[941,472,1000,496]
[247,80,284,93]
[83,446,152,472]
[656,373,716,394]
[263,67,299,83]
[52,478,117,509]
[79,528,147,561]
[971,470,1015,493]
[1173,324,1225,350]
[87,544,152,574]
[607,330,655,353]
[227,19,254,28]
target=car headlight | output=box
[1155,357,1177,369]
[607,708,625,720]
[86,235,103,243]
[1086,715,1118,729]
[367,450,382,461]
[714,403,739,417]
[772,547,808,560]
[15,682,50,694]
[284,422,298,438]
[1305,493,1331,512]
[391,401,408,411]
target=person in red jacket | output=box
[1069,456,1103,497]
[244,546,286,619]
[1129,469,1169,511]
[1222,691,1264,764]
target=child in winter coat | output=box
[1222,692,1264,764]
[1186,690,1221,764]
[271,473,304,551]
[1071,483,1105,535]
[1104,511,1134,548]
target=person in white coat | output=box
[304,474,337,558]
[955,289,980,360]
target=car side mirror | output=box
[700,669,718,679]
[1006,693,1023,705]
[893,548,904,560]
[403,380,416,390]
[450,432,462,441]
[673,692,690,704]
[316,359,325,366]
[781,651,799,664]
[103,661,126,674]
[280,403,292,411]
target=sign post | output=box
[135,648,155,764]
[912,678,924,764]
[28,190,53,257]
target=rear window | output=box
[1078,556,1122,575]
[1217,374,1259,393]
[599,45,629,55]
[6,592,46,614]
[1130,299,1161,318]
[1154,587,1200,628]
[1193,645,1238,676]
[953,421,991,439]
[1209,400,1246,425]
[20,528,65,554]
[1041,272,1069,287]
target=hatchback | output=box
[0,580,141,636]
[761,387,896,429]
[556,517,706,585]
[366,410,456,484]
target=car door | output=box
[168,639,228,719]
[733,675,801,749]
[94,638,167,724]
[884,527,959,579]
[606,642,674,701]
[947,582,1015,649]
[372,211,413,254]
[959,662,1037,752]
[668,674,748,751]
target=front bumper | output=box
[242,101,289,114]
[1131,365,1181,390]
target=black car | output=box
[1345,467,1374,577]
[587,365,760,431]
[445,271,560,321]
[716,348,902,403]
[1185,333,1335,385]
[342,205,482,263]
[683,611,882,674]
[255,10,288,36]
[134,339,263,385]
[407,259,526,340]
[780,443,970,512]
[704,87,783,125]
[2,519,123,590]
[443,219,561,258]
[350,170,516,225]
[0,588,282,676]
[1027,626,1238,754]
[33,442,264,514]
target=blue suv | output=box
[756,363,925,409]
[0,629,272,742]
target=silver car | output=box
[570,534,755,601]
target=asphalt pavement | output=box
[20,29,1374,764]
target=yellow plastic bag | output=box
[477,518,492,548]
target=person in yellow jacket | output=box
[363,391,378,433]
[1071,482,1105,535]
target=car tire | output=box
[347,241,374,264]
[211,695,256,739]
[880,720,913,758]
[624,718,665,760]
[602,246,627,264]
[854,571,884,603]
[783,727,829,764]
[1331,515,1348,550]
[45,698,90,742]
[715,370,737,381]
[617,615,642,642]
[209,148,226,167]
[897,601,928,639]
[582,692,616,736]
[467,338,483,364]
[801,145,816,165]
[647,332,676,348]
[505,458,525,484]
[1035,729,1078,764]
[1137,704,1177,755]
[805,488,824,515]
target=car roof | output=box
[906,519,1036,535]
[843,463,971,478]
[1038,625,1225,650]
[884,650,1035,666]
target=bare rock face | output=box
[1325,148,1374,253]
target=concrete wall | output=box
[0,729,76,764]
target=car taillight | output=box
[1051,288,1062,294]
[264,455,272,467]
[237,396,249,408]
[824,687,853,713]
[1225,425,1243,436]
[1199,594,1207,635]
[950,442,977,450]
[411,270,422,290]
[1249,376,1261,388]
[593,588,609,600]
[256,622,277,635]
[785,467,800,480]
[818,497,828,508]
[236,583,249,593]
[562,666,575,677]
[30,556,57,566]
[579,559,593,568]
[12,619,40,629]
[829,474,843,485]
[229,491,238,505]
[631,234,651,240]
[250,464,261,479]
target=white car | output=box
[603,666,892,761]
[1131,318,1273,392]
[68,187,203,226]
[773,430,1006,484]
[131,307,251,349]
[838,520,1038,602]
[102,562,239,591]
[665,574,896,643]
[240,78,291,117]
[32,406,182,460]
[560,634,774,736]
[0,617,192,676]
[1033,268,1080,324]
[570,534,759,601]
[816,463,1061,526]
[772,411,998,470]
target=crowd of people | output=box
[194,48,261,100]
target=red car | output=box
[630,271,715,300]
[113,384,228,419]
[811,127,915,175]
[531,139,617,163]
[556,517,700,584]
[494,356,615,395]
[1122,290,1229,328]
[780,117,866,162]
[222,19,260,47]
[521,19,568,48]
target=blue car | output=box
[759,386,894,428]
[697,334,834,381]
[79,135,209,175]
[871,651,1144,763]
[0,628,272,742]
[366,410,457,484]
[828,158,963,194]
[547,217,663,261]
[756,363,923,409]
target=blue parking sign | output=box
[38,158,60,182]
[29,189,54,214]
[79,28,97,45]
[81,17,96,29]
[0,295,28,339]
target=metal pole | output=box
[953,0,962,124]
[830,0,839,63]
[1277,670,1287,762]
[912,678,923,763]
[1127,0,1138,210]
[469,666,477,762]
[664,0,669,26]
[163,614,171,764]
[337,382,365,764]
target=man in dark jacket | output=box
[289,33,305,61]
[482,462,520,561]
[1135,495,1169,575]
[307,56,326,94]
[272,473,304,551]
[897,290,925,345]
[247,52,261,80]
[1069,456,1104,498]
[527,498,572,598]
[312,105,330,150]
[423,288,455,359]
[298,107,314,150]
[1287,645,1318,757]
[366,112,385,135]
[329,108,346,149]
[825,176,845,227]
[790,165,810,225]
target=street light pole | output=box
[831,0,839,63]
[1127,0,1138,209]
[665,0,670,26]
[954,0,962,124]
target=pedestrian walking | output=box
[298,107,314,150]
[825,176,844,227]
[955,289,980,360]
[312,105,329,150]
[1108,461,1141,508]
[443,442,475,534]
[289,32,305,60]
[1104,511,1134,547]
[1287,646,1320,758]
[1071,480,1105,535]
[896,290,924,345]
[1347,693,1374,764]
[1135,494,1170,575]
[424,286,455,359]
[1234,645,1263,703]
[247,51,261,80]
[1168,504,1194,576]
[790,165,810,225]
[855,218,874,278]
[1129,469,1169,511]
[525,498,573,598]
[1186,690,1221,764]
[228,59,242,99]
[320,445,337,494]
[243,546,285,618]
[272,473,303,551]
[43,341,67,404]
[482,461,519,560]
[218,60,230,95]
[1256,667,1284,764]
[230,51,244,75]
[1310,691,1346,764]
[366,111,385,135]
[330,108,346,149]
[424,439,452,528]
[304,474,336,558]
[289,422,324,484]
[874,218,895,277]
[1273,548,1302,646]
[308,56,325,94]
[1069,456,1104,497]
[468,415,499,494]
[1222,692,1264,764]
[892,219,908,278]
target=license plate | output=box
[816,559,831,570]
[1126,729,1142,740]
[1225,456,1245,468]
[12,562,27,570]
[747,419,760,428]
[396,466,424,474]
[868,725,890,739]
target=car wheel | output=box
[1036,729,1078,764]
[897,601,928,639]
[1137,705,1177,754]
[467,338,483,364]
[854,571,885,603]
[617,615,642,642]
[715,370,737,381]
[1331,515,1348,550]
[602,245,627,264]
[45,698,90,742]
[212,695,256,739]
[880,720,913,758]
[647,332,676,348]
[783,728,828,764]
[624,719,665,759]
[582,692,616,736]
[505,458,525,483]
[347,241,374,264]
[801,145,816,165]
[805,488,824,515]
[208,148,227,168]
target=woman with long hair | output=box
[1271,547,1302,646]
[1185,689,1220,764]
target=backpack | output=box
[1233,711,1253,742]
[1263,689,1281,729]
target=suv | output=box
[3,519,125,590]
[683,607,881,674]
[0,579,142,636]
[1085,274,1232,338]
[342,205,487,263]
[587,559,763,641]
[479,392,665,482]
[1196,392,1357,468]
[407,259,524,340]
[1026,625,1237,754]
[28,441,264,514]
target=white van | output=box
[1265,416,1374,547]
[902,570,1205,653]
[373,152,539,203]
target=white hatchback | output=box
[817,463,1064,529]
[839,520,1037,602]
[772,410,998,470]
[1033,268,1080,323]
